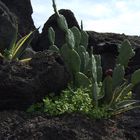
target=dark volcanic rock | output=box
[0,1,17,53]
[1,0,36,36]
[88,31,140,73]
[0,0,38,50]
[0,51,70,110]
[34,9,80,51]
[29,50,70,95]
[0,111,140,140]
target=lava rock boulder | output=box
[34,9,80,51]
[0,51,70,110]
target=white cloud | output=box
[31,0,140,35]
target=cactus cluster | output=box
[48,0,140,115]
[49,0,91,89]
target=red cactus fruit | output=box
[105,69,113,76]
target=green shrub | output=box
[27,0,140,119]
[28,88,111,119]
[49,0,140,114]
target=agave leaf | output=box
[19,58,32,63]
[0,52,4,58]
[112,104,140,115]
[109,82,130,105]
[131,69,140,86]
[115,83,133,102]
[116,100,140,108]
[112,100,140,115]
[12,34,27,53]
[12,30,36,59]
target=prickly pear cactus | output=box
[131,69,140,85]
[112,64,125,90]
[116,39,135,68]
[75,72,90,88]
[60,44,81,75]
[48,27,60,52]
[48,27,55,45]
[70,26,81,48]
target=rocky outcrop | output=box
[0,1,17,53]
[0,110,140,140]
[88,31,140,73]
[0,0,38,50]
[34,9,80,51]
[1,0,36,36]
[0,51,70,110]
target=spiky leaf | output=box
[112,100,140,115]
[112,83,133,103]
[11,30,35,59]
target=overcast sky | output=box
[31,0,140,35]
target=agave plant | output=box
[48,0,140,116]
[2,30,36,61]
[0,1,36,62]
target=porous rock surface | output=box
[0,110,140,140]
[88,31,140,73]
[1,0,36,35]
[0,1,17,53]
[0,1,140,140]
[0,0,38,48]
[0,51,70,110]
